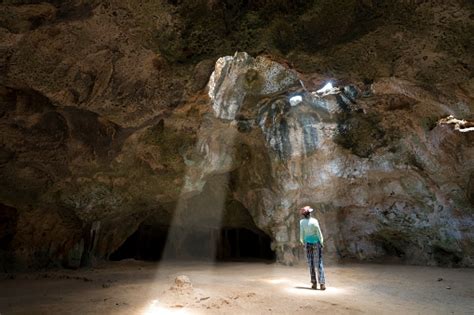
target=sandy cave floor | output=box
[0,260,473,315]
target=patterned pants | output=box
[305,242,325,284]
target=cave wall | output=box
[204,52,473,266]
[0,0,473,269]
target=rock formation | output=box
[0,0,472,270]
[199,52,474,266]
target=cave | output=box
[1,0,473,313]
[216,228,275,261]
[108,173,276,262]
[110,174,278,262]
[109,204,275,262]
[109,224,170,261]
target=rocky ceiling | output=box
[0,0,473,270]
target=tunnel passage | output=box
[109,224,169,261]
[109,200,275,262]
[216,227,275,261]
[109,224,275,262]
[110,174,276,262]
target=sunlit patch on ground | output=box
[259,276,348,295]
[142,299,192,315]
[1,262,472,314]
[260,277,291,284]
[285,284,347,296]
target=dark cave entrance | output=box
[109,225,169,261]
[110,175,275,262]
[109,225,275,262]
[216,227,275,261]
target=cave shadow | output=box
[109,224,169,262]
[215,227,275,263]
[294,286,315,290]
[109,225,276,263]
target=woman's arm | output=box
[299,221,304,244]
[315,220,324,246]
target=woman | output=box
[299,206,326,290]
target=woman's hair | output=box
[300,205,314,216]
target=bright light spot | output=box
[289,95,303,106]
[261,278,290,284]
[289,95,302,105]
[316,82,333,94]
[316,82,333,93]
[142,300,191,315]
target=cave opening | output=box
[110,174,276,262]
[109,200,275,262]
[109,224,275,262]
[216,227,275,262]
[109,225,169,261]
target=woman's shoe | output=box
[311,283,317,290]
[320,284,326,290]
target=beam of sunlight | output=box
[155,124,236,271]
[151,61,241,290]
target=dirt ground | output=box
[0,260,473,314]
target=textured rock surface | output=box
[208,52,299,120]
[0,0,473,270]
[204,53,473,266]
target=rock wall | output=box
[202,52,473,266]
[0,0,473,269]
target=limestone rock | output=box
[203,52,473,266]
[208,52,299,120]
[0,0,473,270]
[172,275,193,290]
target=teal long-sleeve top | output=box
[300,217,324,245]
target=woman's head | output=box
[300,206,314,217]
